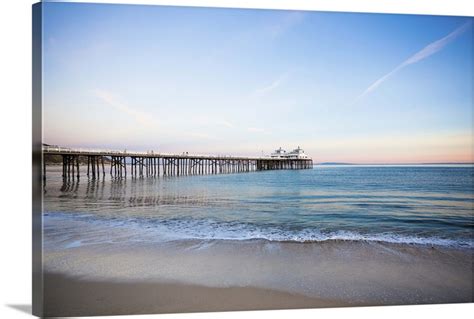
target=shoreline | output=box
[43,211,473,250]
[43,239,473,316]
[43,272,349,317]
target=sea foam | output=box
[43,212,473,249]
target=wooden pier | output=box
[43,146,313,180]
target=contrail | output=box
[355,21,472,103]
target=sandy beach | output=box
[43,272,346,316]
[34,2,474,317]
[42,240,473,316]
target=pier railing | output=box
[43,146,313,180]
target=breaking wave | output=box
[43,212,473,249]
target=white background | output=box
[0,1,472,318]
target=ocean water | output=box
[43,165,474,249]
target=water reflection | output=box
[60,178,79,193]
[43,165,474,246]
[84,177,105,199]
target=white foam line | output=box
[43,212,473,249]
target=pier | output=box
[43,146,313,180]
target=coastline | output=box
[43,272,347,317]
[43,239,473,316]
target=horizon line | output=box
[316,162,473,165]
[42,143,472,165]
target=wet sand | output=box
[42,240,473,317]
[43,272,347,317]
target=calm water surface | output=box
[43,165,474,248]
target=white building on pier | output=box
[271,147,287,158]
[270,146,309,159]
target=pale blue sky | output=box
[42,2,473,163]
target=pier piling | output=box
[46,147,313,182]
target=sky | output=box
[42,2,473,163]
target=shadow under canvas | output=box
[7,304,31,315]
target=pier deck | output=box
[43,146,313,180]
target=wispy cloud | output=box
[192,116,235,129]
[247,127,271,135]
[355,21,472,103]
[247,127,265,133]
[268,11,306,39]
[189,132,222,141]
[219,120,234,128]
[204,12,305,65]
[94,89,155,127]
[254,73,288,97]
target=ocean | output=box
[43,165,474,250]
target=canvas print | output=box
[32,1,473,317]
